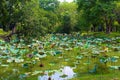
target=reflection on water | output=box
[38,66,76,80]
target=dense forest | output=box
[0,0,120,40]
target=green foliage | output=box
[96,62,109,74]
[17,0,47,38]
[56,2,77,33]
[17,0,59,38]
[0,0,120,40]
[61,12,72,33]
[39,0,59,11]
[76,0,120,33]
[0,0,24,31]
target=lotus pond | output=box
[0,33,120,80]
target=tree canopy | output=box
[0,0,120,40]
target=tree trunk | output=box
[12,26,16,34]
[92,24,96,32]
[106,25,111,34]
[105,16,113,34]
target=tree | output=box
[56,2,77,33]
[61,12,72,33]
[76,0,102,32]
[39,0,59,11]
[0,0,24,32]
[76,0,118,33]
[17,0,47,39]
[114,1,120,32]
[0,0,61,40]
